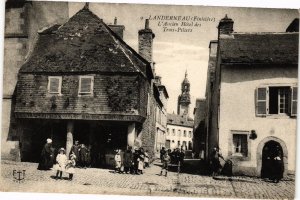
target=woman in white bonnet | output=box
[37,138,54,170]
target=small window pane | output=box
[233,134,248,157]
[80,78,92,93]
[48,77,61,94]
[257,102,266,114]
[257,88,266,100]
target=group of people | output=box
[159,147,185,177]
[262,147,284,183]
[69,141,91,168]
[37,138,76,180]
[114,146,150,175]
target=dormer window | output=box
[48,76,62,94]
[79,76,94,96]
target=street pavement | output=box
[0,160,295,199]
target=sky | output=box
[68,2,299,118]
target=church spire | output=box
[177,72,191,116]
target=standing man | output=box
[210,147,224,177]
[160,147,166,163]
[70,140,80,164]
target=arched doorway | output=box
[257,136,288,178]
[261,141,283,178]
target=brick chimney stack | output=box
[108,17,125,39]
[138,19,155,63]
[218,14,234,35]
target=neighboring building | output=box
[6,4,164,166]
[205,15,298,177]
[193,98,206,159]
[166,73,194,151]
[2,0,69,161]
[154,76,169,155]
[166,114,193,150]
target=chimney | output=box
[154,75,161,85]
[138,19,155,63]
[108,17,125,39]
[218,14,234,35]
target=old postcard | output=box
[1,0,299,199]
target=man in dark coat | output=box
[37,138,54,170]
[70,140,80,163]
[123,146,133,174]
[79,144,89,168]
[271,148,284,183]
[160,147,166,163]
[210,147,224,177]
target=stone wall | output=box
[15,74,141,116]
[2,1,69,161]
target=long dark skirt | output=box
[37,154,53,170]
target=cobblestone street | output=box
[0,160,295,199]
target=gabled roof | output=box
[167,113,194,127]
[19,7,153,78]
[219,32,299,65]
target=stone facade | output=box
[2,1,69,161]
[204,16,298,177]
[3,3,163,165]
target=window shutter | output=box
[48,77,61,93]
[79,77,93,94]
[291,87,297,116]
[256,87,268,116]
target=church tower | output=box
[177,71,191,116]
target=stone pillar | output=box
[127,123,136,148]
[66,121,74,157]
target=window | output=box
[48,76,62,94]
[256,86,297,116]
[167,128,169,135]
[177,141,180,147]
[232,134,248,157]
[178,129,181,137]
[79,76,94,95]
[183,130,186,137]
[188,131,192,138]
[172,129,175,136]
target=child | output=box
[114,149,122,173]
[66,153,76,181]
[160,151,170,177]
[138,148,145,175]
[144,150,149,168]
[54,148,67,179]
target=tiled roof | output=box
[219,32,299,65]
[167,113,194,127]
[20,7,152,77]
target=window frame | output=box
[78,76,94,96]
[256,84,297,117]
[229,130,251,161]
[48,76,62,95]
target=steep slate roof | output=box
[20,7,152,78]
[219,33,299,65]
[167,113,194,128]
